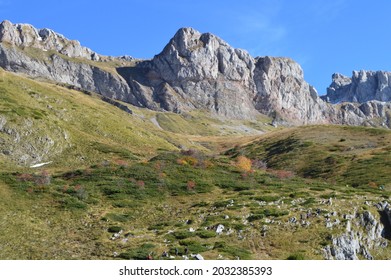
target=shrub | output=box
[268,169,294,179]
[136,180,145,189]
[179,240,210,253]
[201,159,214,169]
[236,156,252,173]
[119,243,155,260]
[177,156,198,166]
[247,214,264,222]
[187,180,196,191]
[61,197,87,210]
[180,149,196,156]
[252,159,267,170]
[115,159,128,167]
[197,230,217,239]
[287,253,305,260]
[108,226,123,233]
[172,231,195,240]
[74,185,88,200]
[34,170,51,186]
[254,195,279,202]
[213,242,252,259]
[16,173,33,182]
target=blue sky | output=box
[1,0,390,94]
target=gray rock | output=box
[0,115,6,131]
[361,246,373,260]
[254,56,331,125]
[359,211,384,243]
[1,20,391,127]
[121,27,259,119]
[192,254,204,260]
[0,20,97,60]
[325,210,388,260]
[216,224,224,234]
[330,232,360,260]
[324,70,391,103]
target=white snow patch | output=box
[30,161,52,168]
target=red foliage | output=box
[115,159,128,167]
[268,169,295,179]
[136,180,145,188]
[17,173,33,182]
[187,180,196,191]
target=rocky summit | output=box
[0,20,391,126]
[324,71,391,103]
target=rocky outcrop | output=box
[0,20,99,60]
[119,27,259,119]
[0,114,68,165]
[324,209,389,260]
[0,41,136,104]
[118,28,335,122]
[253,56,331,125]
[324,71,391,103]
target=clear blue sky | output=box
[1,0,390,94]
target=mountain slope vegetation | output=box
[0,72,390,260]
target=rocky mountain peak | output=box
[142,27,258,118]
[0,20,99,60]
[324,70,391,104]
[154,27,255,88]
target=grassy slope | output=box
[0,70,390,260]
[227,125,391,188]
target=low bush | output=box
[108,226,123,233]
[119,243,155,260]
[197,230,217,239]
[172,231,195,240]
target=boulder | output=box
[215,224,224,234]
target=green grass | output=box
[227,125,391,187]
[1,145,389,260]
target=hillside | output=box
[0,69,271,168]
[0,76,390,259]
[226,125,391,187]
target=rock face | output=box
[324,71,391,103]
[0,20,391,126]
[0,20,99,60]
[0,44,135,103]
[253,56,330,125]
[109,28,331,122]
[324,209,388,260]
[118,27,258,119]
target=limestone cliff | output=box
[324,71,391,103]
[253,56,331,125]
[0,19,391,127]
[0,20,99,60]
[118,27,258,119]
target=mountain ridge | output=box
[0,20,391,127]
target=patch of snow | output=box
[30,161,52,168]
